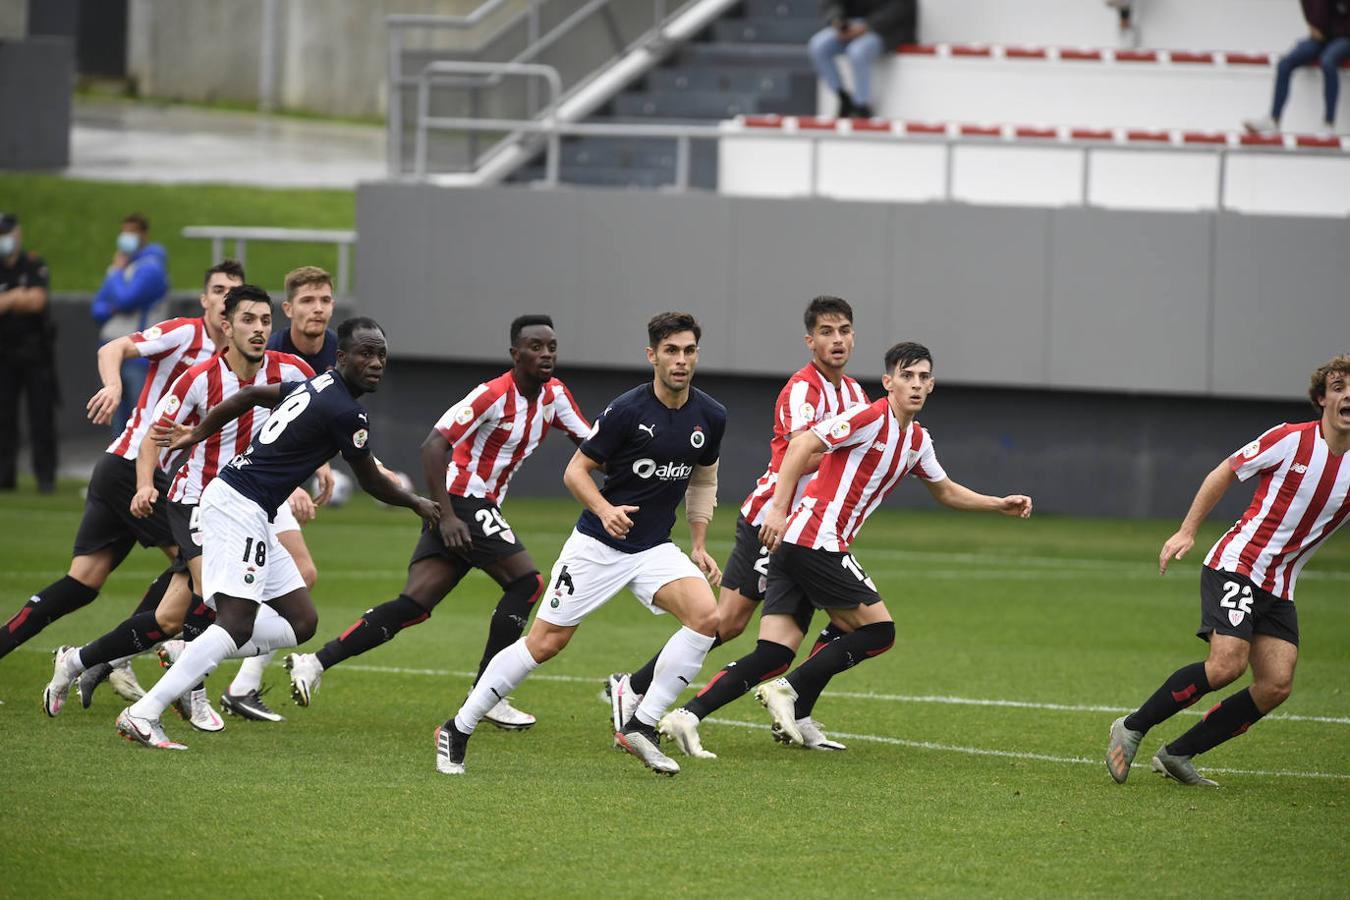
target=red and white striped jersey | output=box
[434,371,590,504]
[155,350,315,503]
[1205,421,1350,601]
[784,398,947,552]
[106,317,216,460]
[740,363,869,526]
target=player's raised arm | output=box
[350,454,439,523]
[760,429,827,552]
[1158,461,1237,575]
[924,478,1033,517]
[154,383,286,452]
[564,449,637,540]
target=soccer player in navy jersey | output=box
[115,317,439,749]
[436,312,726,776]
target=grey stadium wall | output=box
[353,183,1345,519]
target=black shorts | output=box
[168,501,203,562]
[1198,566,1299,647]
[72,454,175,561]
[719,514,770,603]
[409,495,527,571]
[762,541,882,634]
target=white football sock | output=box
[229,616,297,658]
[454,638,538,735]
[129,625,235,720]
[229,652,273,695]
[635,626,715,727]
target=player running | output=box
[1106,354,1350,787]
[43,285,319,727]
[435,312,726,776]
[661,341,1032,757]
[284,315,590,730]
[0,262,243,699]
[610,296,868,748]
[115,317,438,749]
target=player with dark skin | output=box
[158,324,438,652]
[411,322,581,611]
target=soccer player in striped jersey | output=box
[42,285,321,726]
[1107,354,1350,788]
[664,341,1032,756]
[612,296,868,754]
[0,261,243,684]
[284,315,590,730]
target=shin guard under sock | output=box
[633,627,717,727]
[1124,661,1212,734]
[787,621,895,717]
[1166,688,1264,758]
[79,610,167,669]
[0,576,99,660]
[315,594,429,670]
[180,596,215,641]
[809,622,848,657]
[630,633,723,696]
[474,573,543,684]
[684,639,795,720]
[455,638,538,735]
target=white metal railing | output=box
[386,0,686,177]
[181,227,357,297]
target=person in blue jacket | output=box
[92,213,170,435]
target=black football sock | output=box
[1166,688,1264,757]
[630,633,723,696]
[180,596,215,641]
[78,611,167,668]
[809,622,848,657]
[1123,661,1211,734]
[787,621,895,718]
[683,639,794,720]
[473,574,543,684]
[0,576,99,660]
[315,594,429,670]
[131,567,176,615]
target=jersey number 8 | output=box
[257,374,334,446]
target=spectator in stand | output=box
[0,213,58,493]
[1104,0,1141,50]
[809,1,918,119]
[91,213,170,434]
[1245,0,1350,136]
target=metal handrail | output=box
[387,0,688,177]
[180,226,358,297]
[413,114,1350,204]
[414,62,564,181]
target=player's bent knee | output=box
[67,554,113,590]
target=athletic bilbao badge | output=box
[1228,609,1245,627]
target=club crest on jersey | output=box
[352,429,368,449]
[1228,609,1245,627]
[453,405,475,426]
[798,402,815,422]
[690,427,705,449]
[143,326,162,341]
[1241,439,1261,459]
[830,419,851,440]
[164,395,180,414]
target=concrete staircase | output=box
[512,0,822,188]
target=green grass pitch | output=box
[1,486,1347,897]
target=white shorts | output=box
[199,479,306,607]
[536,530,706,628]
[272,499,300,534]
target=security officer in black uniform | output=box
[0,213,58,493]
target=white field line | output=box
[334,662,1350,725]
[700,717,1350,781]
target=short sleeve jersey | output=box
[218,369,372,519]
[576,383,727,553]
[266,328,338,374]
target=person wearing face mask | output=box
[91,213,170,435]
[0,212,58,493]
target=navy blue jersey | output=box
[576,383,726,553]
[218,370,372,519]
[266,328,338,374]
